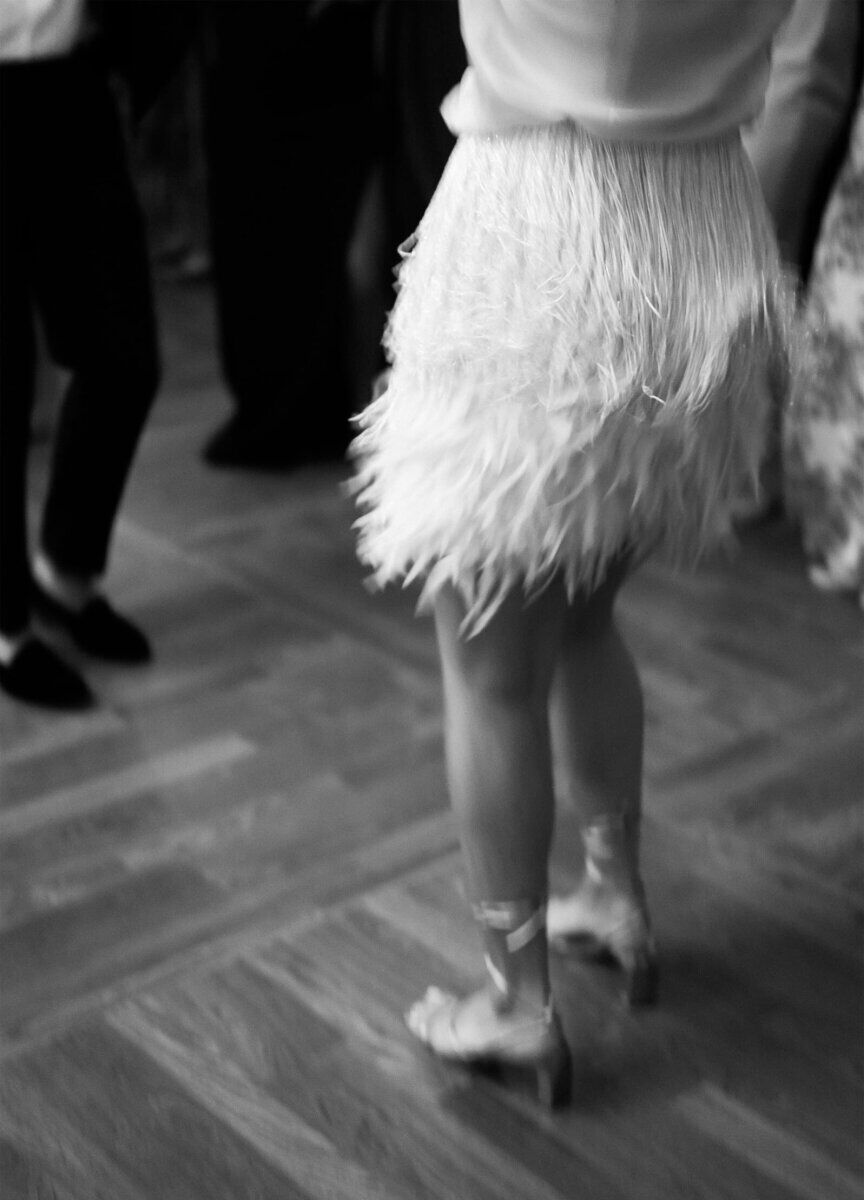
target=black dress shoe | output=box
[33,586,152,664]
[0,639,94,709]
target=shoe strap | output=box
[583,812,626,844]
[481,955,554,1025]
[483,953,508,996]
[472,900,546,953]
[583,812,636,866]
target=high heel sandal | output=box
[406,899,572,1108]
[548,814,658,1007]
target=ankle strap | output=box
[472,900,546,952]
[583,812,634,855]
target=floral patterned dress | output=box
[784,87,864,607]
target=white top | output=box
[0,0,84,61]
[442,0,794,142]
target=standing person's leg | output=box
[370,0,464,383]
[29,54,159,662]
[281,7,380,455]
[407,580,572,1106]
[199,1,298,450]
[547,558,657,1005]
[0,140,38,645]
[201,0,380,468]
[0,62,94,708]
[435,584,566,904]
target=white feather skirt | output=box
[352,122,795,632]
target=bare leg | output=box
[434,581,568,907]
[407,579,573,1104]
[549,563,643,826]
[547,564,657,1004]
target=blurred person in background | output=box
[349,0,466,405]
[744,0,861,284]
[198,0,382,471]
[0,0,190,709]
[377,0,466,259]
[782,82,864,604]
[741,0,862,527]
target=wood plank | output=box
[676,1082,864,1200]
[0,1064,149,1200]
[109,996,406,1200]
[0,734,256,838]
[0,864,221,1040]
[0,1023,313,1200]
[0,709,127,773]
[0,810,457,1054]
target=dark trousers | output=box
[0,52,159,635]
[379,0,466,251]
[200,0,380,444]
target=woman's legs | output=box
[407,568,650,1097]
[549,559,642,827]
[407,579,571,1100]
[547,561,656,1002]
[433,581,568,907]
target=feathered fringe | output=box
[352,122,797,633]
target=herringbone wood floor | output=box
[1,282,861,1200]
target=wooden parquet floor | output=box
[1,282,862,1200]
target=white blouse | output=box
[442,0,794,142]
